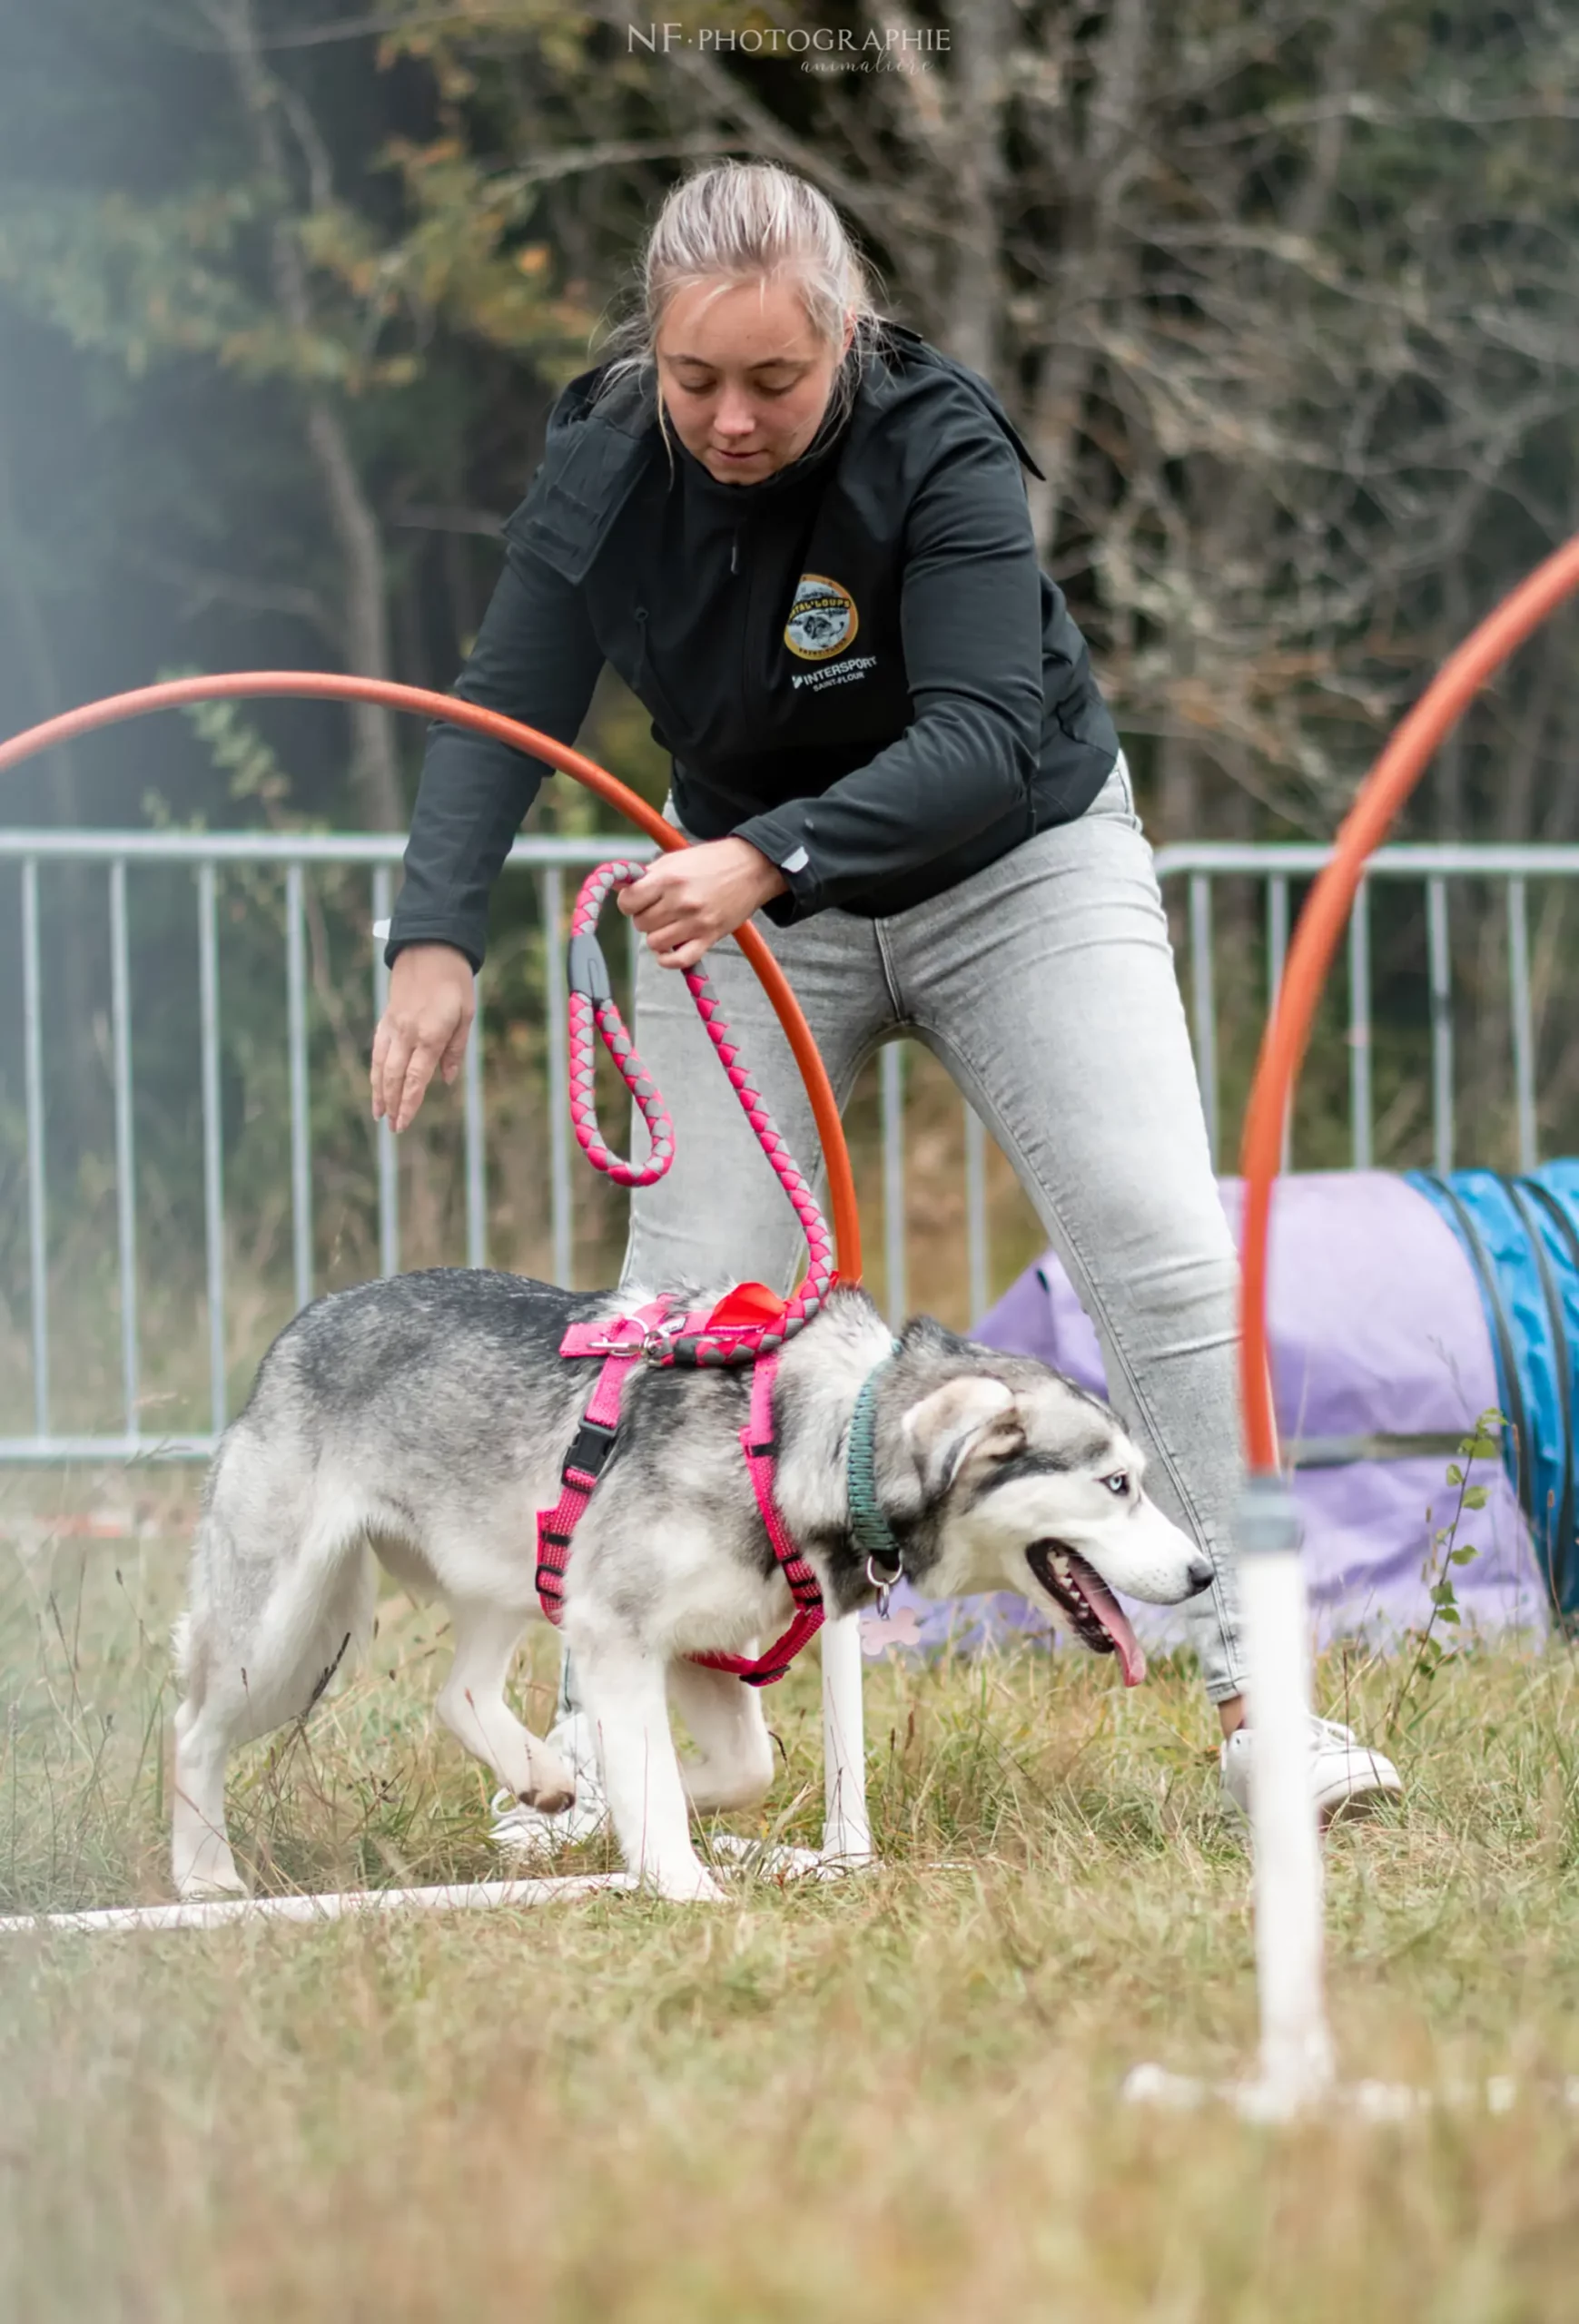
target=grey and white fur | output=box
[172,1271,1212,1904]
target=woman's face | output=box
[654,275,853,485]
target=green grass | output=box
[5,1477,1579,2321]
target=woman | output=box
[373,160,1400,1839]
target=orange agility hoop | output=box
[1239,532,1579,1476]
[0,671,863,1287]
[1128,530,1579,2122]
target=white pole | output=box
[819,1612,871,1864]
[0,1872,635,1939]
[1238,1477,1335,2113]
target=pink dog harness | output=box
[533,865,835,1683]
[533,1311,825,1687]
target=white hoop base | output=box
[1124,2063,1547,2123]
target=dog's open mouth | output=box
[1025,1541,1147,1688]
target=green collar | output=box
[845,1343,905,1588]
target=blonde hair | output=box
[593,160,889,465]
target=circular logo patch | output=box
[784,574,859,662]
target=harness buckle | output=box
[564,1413,620,1482]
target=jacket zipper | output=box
[736,510,755,727]
[633,604,686,739]
[632,604,661,724]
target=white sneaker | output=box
[1219,1715,1403,1824]
[489,1710,610,1862]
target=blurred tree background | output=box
[2,1,1579,1427]
[4,0,1577,843]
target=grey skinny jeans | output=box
[614,756,1247,1704]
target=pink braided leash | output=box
[566,862,675,1187]
[566,861,837,1365]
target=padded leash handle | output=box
[566,863,676,1188]
[567,862,837,1364]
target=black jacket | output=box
[387,322,1119,968]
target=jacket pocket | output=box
[1052,690,1118,754]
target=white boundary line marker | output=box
[0,1874,635,1938]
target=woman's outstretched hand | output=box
[370,840,784,1131]
[617,837,787,970]
[371,942,475,1132]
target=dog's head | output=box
[898,1369,1212,1687]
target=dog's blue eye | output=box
[1101,1472,1128,1496]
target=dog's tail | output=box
[173,1456,380,1731]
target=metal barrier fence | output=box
[1176,841,1579,1176]
[4,829,1578,1464]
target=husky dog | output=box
[172,1272,1212,1905]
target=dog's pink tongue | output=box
[1079,1567,1147,1688]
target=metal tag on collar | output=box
[864,1552,902,1620]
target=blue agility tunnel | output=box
[1407,1161,1579,1624]
[868,1167,1579,1662]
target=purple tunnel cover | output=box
[861,1171,1545,1666]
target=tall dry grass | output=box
[4,1483,1579,2321]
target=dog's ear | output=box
[902,1376,1021,1500]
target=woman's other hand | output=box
[617,838,787,970]
[371,942,476,1132]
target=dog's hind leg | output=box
[666,1659,776,1815]
[573,1639,725,1903]
[435,1602,574,1811]
[172,1683,249,1901]
[173,1482,376,1900]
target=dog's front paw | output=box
[643,1860,727,1905]
[520,1745,576,1816]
